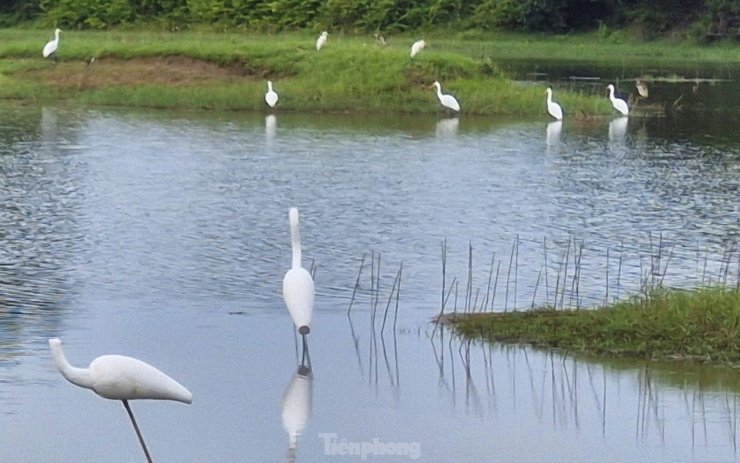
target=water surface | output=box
[1,99,740,462]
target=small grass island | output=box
[443,287,740,366]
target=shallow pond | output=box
[1,99,740,462]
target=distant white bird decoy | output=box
[281,364,313,462]
[607,84,629,116]
[265,81,279,108]
[42,28,62,60]
[282,208,315,361]
[431,81,460,112]
[49,338,192,463]
[636,78,649,98]
[545,87,563,120]
[316,31,328,51]
[410,39,426,59]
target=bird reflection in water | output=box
[608,116,629,143]
[281,362,313,462]
[546,120,562,149]
[266,115,277,142]
[435,117,459,139]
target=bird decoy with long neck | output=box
[49,338,192,463]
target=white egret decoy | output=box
[265,81,279,108]
[42,28,62,60]
[282,208,315,361]
[49,338,192,463]
[431,81,460,112]
[636,78,649,98]
[281,364,313,462]
[545,87,563,120]
[316,31,328,51]
[607,84,629,116]
[410,40,426,59]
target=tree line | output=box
[2,0,738,41]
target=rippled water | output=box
[1,103,740,463]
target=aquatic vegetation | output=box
[434,234,740,366]
[451,286,740,365]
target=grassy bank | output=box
[449,287,740,366]
[2,29,733,114]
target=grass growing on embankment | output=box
[450,287,740,366]
[0,29,675,114]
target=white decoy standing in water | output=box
[431,81,460,112]
[281,364,313,462]
[42,28,62,60]
[265,81,279,108]
[282,208,315,363]
[316,31,328,51]
[410,39,426,59]
[545,87,563,120]
[49,338,192,463]
[607,84,629,116]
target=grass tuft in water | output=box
[450,286,740,366]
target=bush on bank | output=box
[2,0,738,42]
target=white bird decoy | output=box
[281,364,313,462]
[316,31,328,51]
[42,28,62,60]
[410,40,426,59]
[607,84,629,116]
[265,81,279,108]
[431,81,460,112]
[49,338,192,463]
[636,78,649,98]
[545,87,563,120]
[282,208,315,362]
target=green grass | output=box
[451,287,740,366]
[0,29,737,114]
[445,30,740,67]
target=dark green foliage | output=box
[1,0,737,41]
[693,0,740,41]
[621,0,704,37]
[0,0,41,26]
